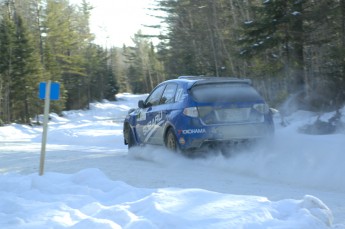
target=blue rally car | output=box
[123,76,274,155]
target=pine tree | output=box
[239,0,307,95]
[123,31,166,93]
[11,15,43,123]
[319,0,345,109]
[109,47,127,93]
[0,12,15,124]
[0,1,43,124]
[42,0,92,110]
[155,0,252,77]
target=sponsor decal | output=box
[179,128,206,135]
[143,111,163,136]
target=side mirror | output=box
[138,100,145,108]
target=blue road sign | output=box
[39,82,60,100]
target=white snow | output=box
[292,11,301,16]
[0,93,344,229]
[244,20,253,25]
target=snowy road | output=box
[1,94,345,228]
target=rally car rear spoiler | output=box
[178,76,252,85]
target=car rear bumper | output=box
[177,122,274,150]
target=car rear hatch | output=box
[187,80,269,125]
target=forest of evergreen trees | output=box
[0,0,344,125]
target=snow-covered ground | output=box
[0,93,344,229]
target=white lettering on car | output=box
[182,129,206,134]
[143,111,163,136]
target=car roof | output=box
[159,76,252,90]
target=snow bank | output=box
[0,169,333,229]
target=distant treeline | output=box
[0,0,344,125]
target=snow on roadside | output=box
[0,124,39,142]
[0,169,334,229]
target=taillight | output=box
[253,103,269,114]
[183,107,199,118]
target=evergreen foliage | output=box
[11,15,43,123]
[0,0,122,124]
[154,0,345,111]
[1,0,345,125]
[123,31,166,93]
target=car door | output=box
[136,84,166,144]
[149,83,178,145]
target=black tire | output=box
[125,125,136,149]
[165,128,178,152]
[128,128,136,149]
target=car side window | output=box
[160,84,178,104]
[145,85,166,107]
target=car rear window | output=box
[190,83,262,103]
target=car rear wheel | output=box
[165,128,178,152]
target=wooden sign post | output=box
[38,81,60,176]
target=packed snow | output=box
[0,93,344,229]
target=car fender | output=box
[162,121,176,140]
[124,109,142,145]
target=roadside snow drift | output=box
[0,169,333,229]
